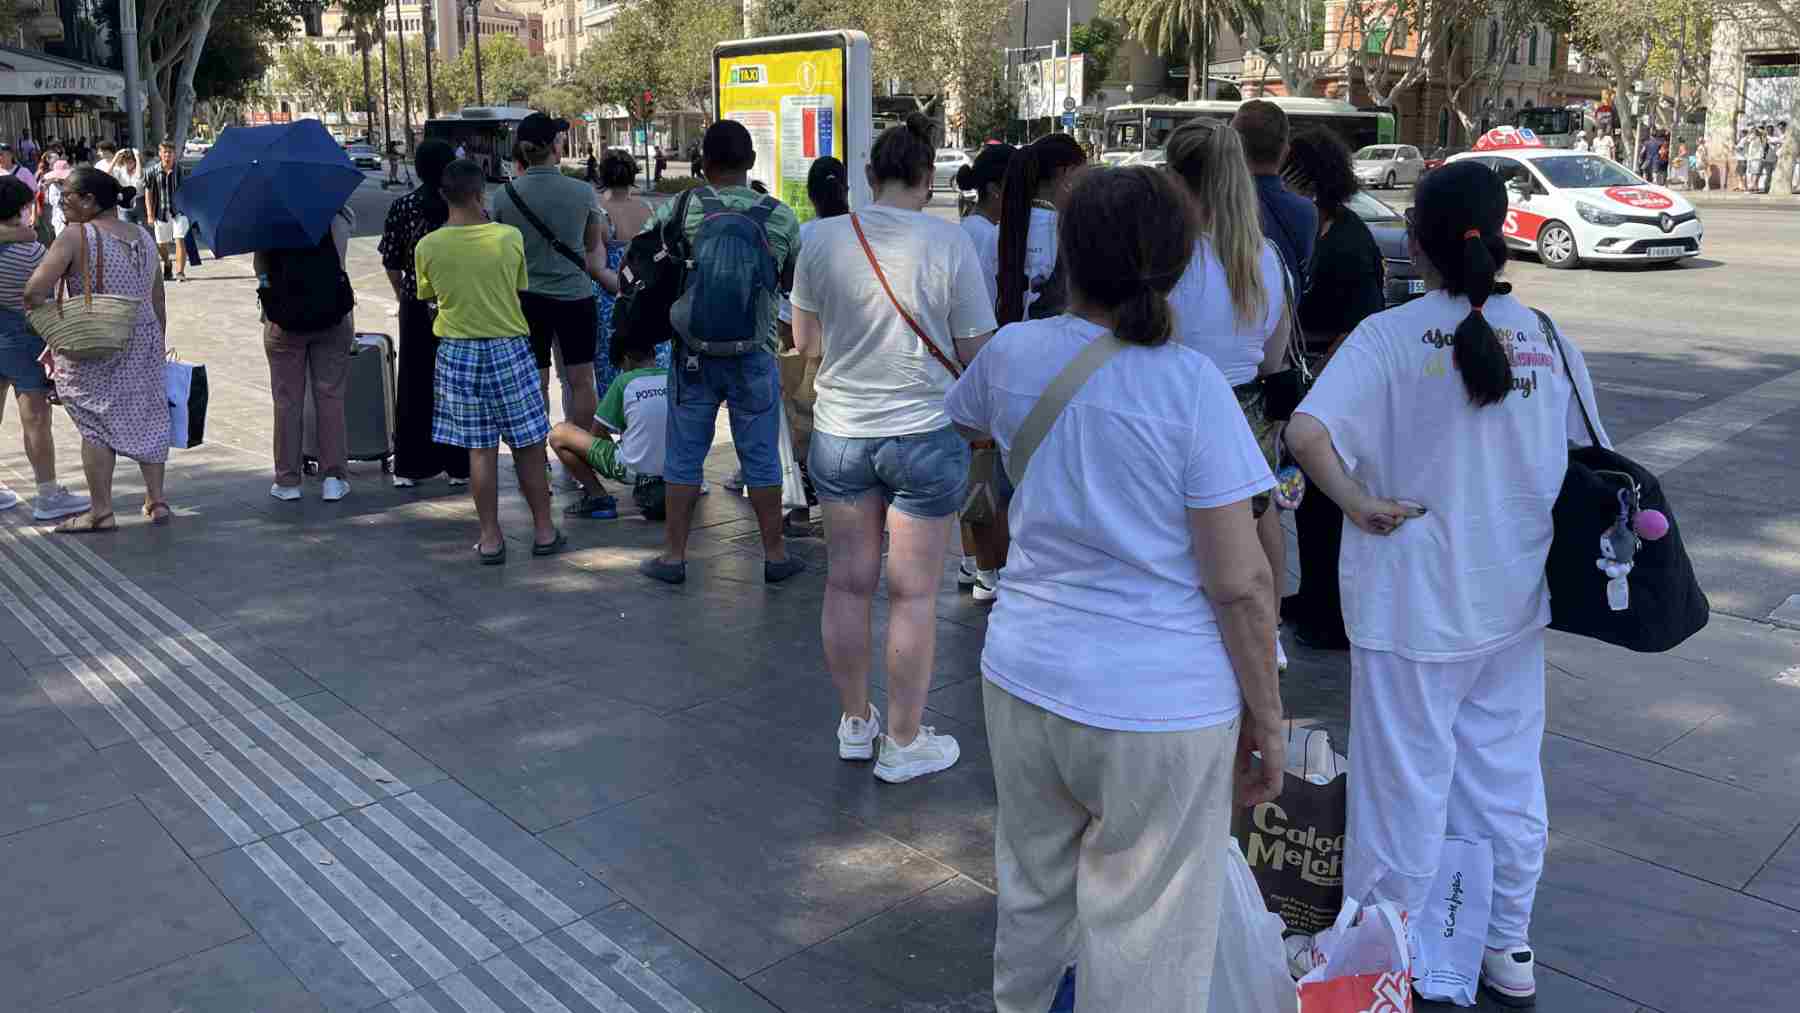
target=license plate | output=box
[1406,279,1426,294]
[1647,245,1685,257]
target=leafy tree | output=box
[1071,17,1127,83]
[193,16,275,106]
[273,41,357,120]
[1107,0,1241,99]
[137,0,316,150]
[436,33,546,109]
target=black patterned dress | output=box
[379,187,468,481]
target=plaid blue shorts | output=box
[431,336,550,449]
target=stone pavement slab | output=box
[543,771,958,979]
[1,800,249,1009]
[41,937,327,1013]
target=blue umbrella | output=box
[177,119,364,258]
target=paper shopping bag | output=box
[1296,899,1413,1013]
[165,357,208,449]
[1413,836,1494,1006]
[1231,726,1348,935]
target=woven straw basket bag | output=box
[28,222,136,360]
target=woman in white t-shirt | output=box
[952,142,1016,598]
[955,143,1014,310]
[1287,162,1607,1009]
[947,166,1284,1013]
[1165,118,1293,669]
[995,133,1086,326]
[790,114,997,785]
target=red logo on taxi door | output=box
[1502,209,1546,241]
[1602,187,1674,210]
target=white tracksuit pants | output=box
[1345,630,1548,949]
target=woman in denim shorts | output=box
[789,114,997,784]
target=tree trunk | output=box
[1188,31,1203,101]
[1778,84,1800,196]
[360,29,375,142]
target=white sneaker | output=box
[31,486,89,521]
[392,475,417,488]
[874,727,961,783]
[269,483,302,502]
[1276,634,1289,673]
[838,704,882,761]
[1481,946,1537,1007]
[957,555,979,587]
[322,477,350,502]
[0,484,19,510]
[971,568,999,602]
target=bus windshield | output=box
[1515,107,1575,138]
[1105,112,1144,153]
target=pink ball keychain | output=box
[1634,508,1669,541]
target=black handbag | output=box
[1539,310,1708,652]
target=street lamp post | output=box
[466,0,485,106]
[422,0,437,120]
[392,0,415,151]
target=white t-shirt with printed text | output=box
[945,315,1276,732]
[1296,291,1608,661]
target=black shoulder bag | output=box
[503,181,587,271]
[1539,309,1708,652]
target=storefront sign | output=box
[0,70,124,100]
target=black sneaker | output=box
[639,557,687,585]
[764,556,807,584]
[562,494,618,519]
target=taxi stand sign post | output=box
[713,31,874,221]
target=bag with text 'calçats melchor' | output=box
[1231,725,1347,936]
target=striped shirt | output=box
[0,241,45,311]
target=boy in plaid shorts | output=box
[415,159,564,563]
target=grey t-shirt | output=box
[487,165,599,301]
[790,205,997,438]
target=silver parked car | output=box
[932,148,972,191]
[1354,144,1426,189]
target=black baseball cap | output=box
[517,112,570,145]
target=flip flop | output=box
[144,501,173,526]
[53,511,115,534]
[531,530,568,557]
[476,541,506,566]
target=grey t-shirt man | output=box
[488,165,600,301]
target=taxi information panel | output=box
[714,32,873,222]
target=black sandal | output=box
[476,541,506,566]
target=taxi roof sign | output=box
[1473,126,1545,152]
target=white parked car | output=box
[1353,144,1425,189]
[932,148,972,191]
[1447,142,1702,270]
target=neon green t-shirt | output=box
[415,222,530,339]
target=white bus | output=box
[1101,97,1396,165]
[422,106,535,181]
[1512,105,1595,148]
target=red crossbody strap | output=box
[849,212,961,380]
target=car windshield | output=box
[935,151,963,163]
[1531,154,1643,189]
[1356,147,1393,160]
[1346,190,1403,222]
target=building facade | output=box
[1705,7,1799,168]
[0,1,129,149]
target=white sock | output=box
[37,481,58,499]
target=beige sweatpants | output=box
[984,680,1238,1013]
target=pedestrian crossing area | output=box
[0,520,716,1012]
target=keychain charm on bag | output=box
[1594,483,1671,613]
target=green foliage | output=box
[438,34,546,109]
[193,16,275,103]
[1071,17,1126,83]
[653,175,705,193]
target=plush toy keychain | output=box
[1596,484,1669,612]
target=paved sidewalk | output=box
[0,249,1796,1012]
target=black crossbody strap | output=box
[504,181,587,271]
[1535,308,1603,448]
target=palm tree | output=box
[1107,0,1242,100]
[342,0,389,142]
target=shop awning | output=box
[0,46,124,101]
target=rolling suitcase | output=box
[304,332,396,473]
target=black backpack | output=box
[260,230,353,332]
[611,188,699,354]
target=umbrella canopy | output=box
[177,119,364,258]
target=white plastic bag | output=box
[1296,899,1413,1013]
[774,398,807,512]
[1413,836,1494,1006]
[1213,841,1300,1013]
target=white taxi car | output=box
[1447,128,1702,270]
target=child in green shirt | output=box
[549,326,668,521]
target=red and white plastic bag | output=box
[1295,898,1413,1013]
